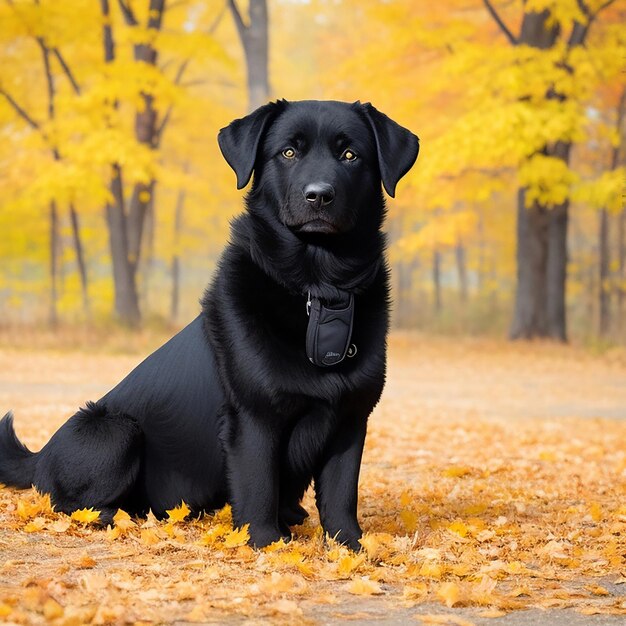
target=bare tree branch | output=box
[575,0,592,19]
[610,87,626,170]
[567,0,616,50]
[482,0,518,45]
[117,0,138,26]
[594,0,618,17]
[35,38,55,120]
[227,0,247,41]
[0,88,41,129]
[101,0,116,63]
[154,58,189,146]
[209,0,229,34]
[52,48,81,95]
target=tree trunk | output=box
[618,208,625,332]
[124,0,165,315]
[69,204,90,317]
[546,199,569,341]
[48,200,59,327]
[510,189,549,339]
[139,187,156,313]
[229,0,270,111]
[397,260,411,327]
[455,240,468,302]
[510,10,568,341]
[598,208,611,336]
[106,165,141,326]
[432,248,442,315]
[610,89,625,335]
[245,0,269,110]
[170,186,186,323]
[100,0,140,325]
[98,0,165,326]
[489,256,498,316]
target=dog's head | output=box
[218,100,419,237]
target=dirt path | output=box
[1,334,625,624]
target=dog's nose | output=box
[303,182,335,208]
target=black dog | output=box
[0,100,418,550]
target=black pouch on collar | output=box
[306,294,355,367]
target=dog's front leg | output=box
[224,409,286,548]
[314,414,367,552]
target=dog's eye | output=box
[342,149,357,162]
[282,148,296,159]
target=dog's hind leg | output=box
[33,401,144,519]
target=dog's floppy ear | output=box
[359,102,419,198]
[218,100,286,189]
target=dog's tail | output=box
[0,412,37,489]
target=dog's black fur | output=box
[0,100,418,550]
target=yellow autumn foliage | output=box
[0,0,622,332]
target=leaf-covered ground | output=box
[0,334,625,625]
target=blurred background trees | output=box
[0,0,624,342]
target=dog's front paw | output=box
[247,523,290,549]
[325,521,363,552]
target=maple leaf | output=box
[262,537,289,552]
[345,577,383,596]
[359,532,393,560]
[70,508,101,524]
[222,524,249,548]
[400,508,418,533]
[336,553,366,578]
[214,504,232,524]
[140,528,161,546]
[198,523,230,547]
[113,508,136,532]
[166,501,190,523]
[76,552,96,569]
[447,519,469,538]
[271,549,314,577]
[16,492,53,520]
[23,517,46,533]
[106,525,122,541]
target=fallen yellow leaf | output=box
[336,552,366,577]
[23,517,46,532]
[401,508,418,533]
[71,508,101,524]
[166,501,190,523]
[223,524,249,548]
[345,577,383,595]
[443,465,471,478]
[448,519,469,538]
